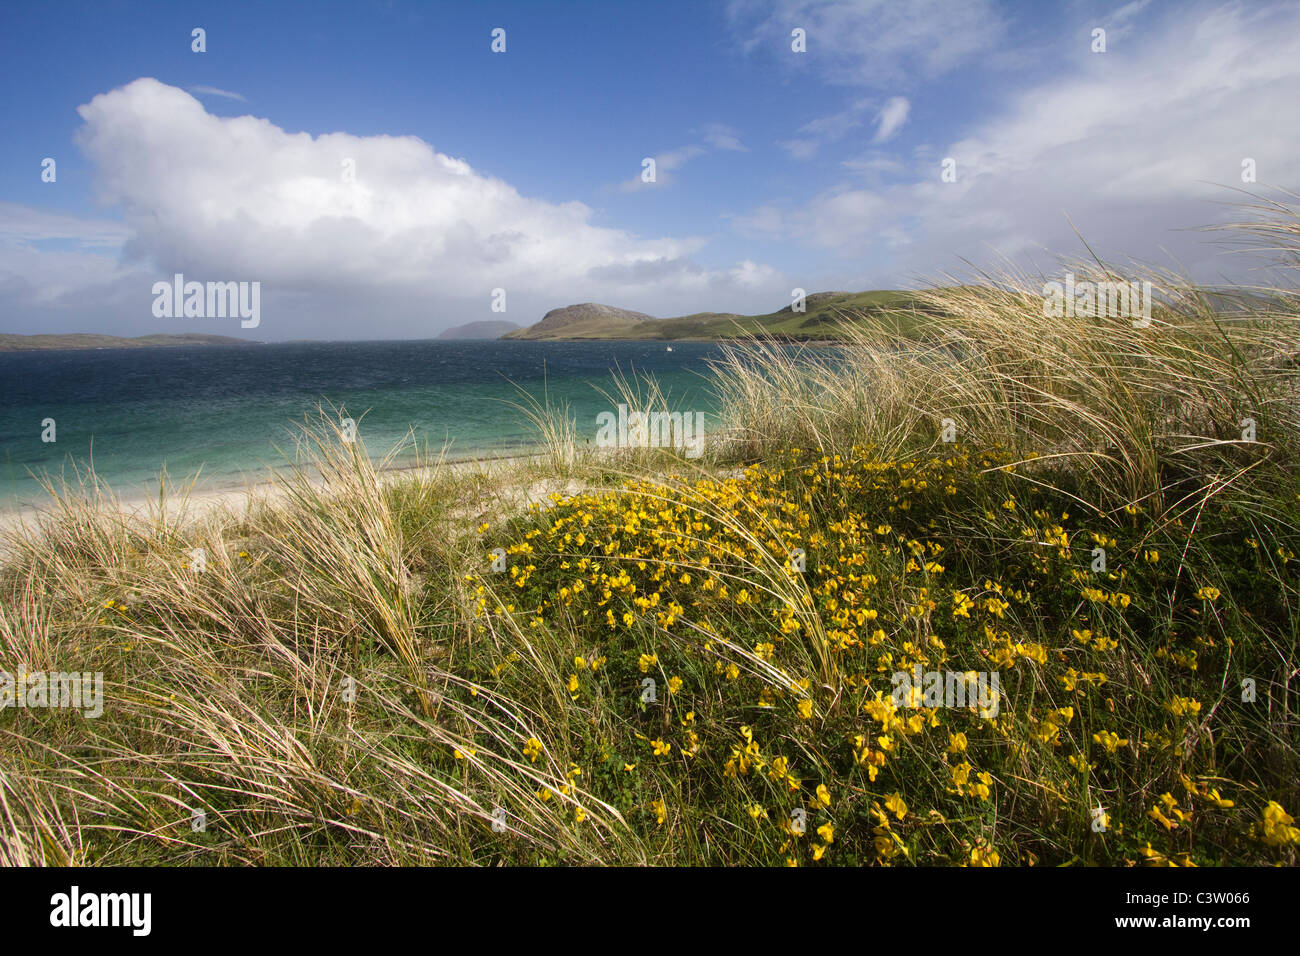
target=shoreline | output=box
[0,446,550,542]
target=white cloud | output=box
[187,85,247,102]
[702,123,748,151]
[873,97,910,143]
[727,0,1006,87]
[0,203,132,247]
[1102,0,1154,43]
[735,1,1300,286]
[617,145,707,191]
[779,98,874,159]
[779,138,820,160]
[778,95,909,158]
[8,78,787,336]
[617,124,748,191]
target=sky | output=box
[1,0,1298,341]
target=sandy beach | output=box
[0,450,552,547]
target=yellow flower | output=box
[638,652,658,673]
[651,738,672,757]
[816,784,831,808]
[623,763,637,772]
[952,592,973,619]
[948,732,968,753]
[951,762,971,788]
[566,673,579,694]
[574,806,587,823]
[969,844,1000,867]
[453,747,476,760]
[1092,730,1129,753]
[522,737,544,763]
[1257,801,1300,846]
[1194,586,1221,602]
[812,843,828,861]
[797,698,814,720]
[817,822,835,844]
[885,793,908,820]
[667,675,683,695]
[574,655,587,670]
[651,799,667,825]
[1166,695,1202,718]
[1148,804,1178,830]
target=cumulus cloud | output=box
[0,79,788,337]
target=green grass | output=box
[3,199,1300,866]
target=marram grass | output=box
[3,211,1300,866]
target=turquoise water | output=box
[0,340,727,507]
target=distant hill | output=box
[503,291,949,342]
[0,332,258,352]
[437,320,521,340]
[502,303,657,340]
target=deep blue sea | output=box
[0,340,726,507]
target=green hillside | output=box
[503,290,951,341]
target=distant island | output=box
[503,291,947,342]
[0,332,258,352]
[437,320,522,340]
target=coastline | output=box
[0,446,550,545]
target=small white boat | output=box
[665,346,673,352]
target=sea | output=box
[0,340,728,508]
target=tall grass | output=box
[711,248,1299,511]
[0,411,646,865]
[2,202,1298,866]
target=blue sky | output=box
[2,0,1298,340]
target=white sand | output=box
[0,452,555,548]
